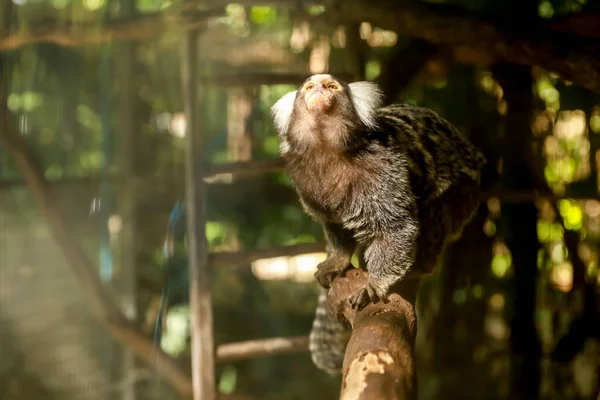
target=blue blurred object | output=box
[154,199,189,347]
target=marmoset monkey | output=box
[271,74,485,372]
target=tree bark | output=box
[327,269,419,400]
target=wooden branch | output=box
[0,7,225,51]
[203,72,354,88]
[328,1,600,92]
[209,242,326,267]
[326,268,418,400]
[204,158,284,177]
[216,336,309,363]
[1,1,600,91]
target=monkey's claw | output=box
[349,281,387,310]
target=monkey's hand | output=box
[349,279,390,310]
[314,255,354,288]
[314,222,357,289]
[349,224,418,310]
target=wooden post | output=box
[181,27,216,400]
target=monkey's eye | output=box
[327,83,339,90]
[304,83,314,90]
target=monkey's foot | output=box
[349,281,389,311]
[314,259,352,289]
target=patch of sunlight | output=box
[536,76,560,110]
[590,111,600,134]
[551,262,573,292]
[290,21,312,52]
[483,219,496,237]
[559,199,583,230]
[218,366,237,395]
[491,254,511,278]
[366,29,397,48]
[161,306,190,356]
[76,104,101,132]
[584,199,600,218]
[587,262,597,280]
[79,151,104,170]
[485,315,509,340]
[554,110,587,140]
[137,0,163,12]
[538,1,554,18]
[250,6,277,25]
[82,0,105,11]
[550,242,566,264]
[206,221,226,245]
[7,92,43,112]
[537,221,564,242]
[489,293,505,311]
[252,252,327,282]
[307,5,325,15]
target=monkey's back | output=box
[376,104,486,203]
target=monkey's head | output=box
[271,74,384,152]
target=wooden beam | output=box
[209,242,326,267]
[0,7,225,51]
[216,336,310,363]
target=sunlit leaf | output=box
[83,0,105,11]
[491,254,511,278]
[7,93,20,111]
[544,165,558,184]
[79,151,104,170]
[307,5,325,15]
[250,6,277,25]
[590,114,600,134]
[76,104,101,132]
[538,1,554,18]
[218,366,238,394]
[206,221,226,245]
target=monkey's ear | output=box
[348,81,384,130]
[271,90,298,135]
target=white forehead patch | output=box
[270,90,297,135]
[348,81,385,130]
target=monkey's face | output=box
[300,74,344,114]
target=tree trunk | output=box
[493,64,542,400]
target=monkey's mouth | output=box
[305,90,333,112]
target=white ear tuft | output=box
[270,90,297,135]
[348,81,384,130]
